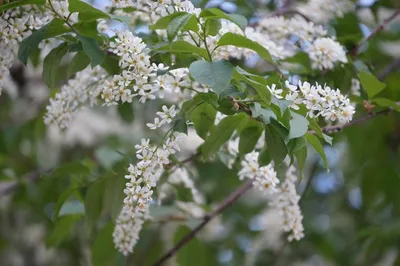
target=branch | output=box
[152,179,253,266]
[319,106,397,134]
[377,58,400,80]
[351,9,400,56]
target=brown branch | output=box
[351,9,400,56]
[377,58,400,80]
[152,179,254,266]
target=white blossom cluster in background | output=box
[268,80,355,123]
[113,206,149,255]
[296,0,355,24]
[271,165,304,241]
[44,66,107,128]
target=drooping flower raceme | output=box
[270,165,304,241]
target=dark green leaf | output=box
[173,118,188,135]
[46,215,82,247]
[239,121,263,155]
[189,60,234,96]
[250,103,276,124]
[201,113,247,159]
[67,50,90,78]
[52,187,80,220]
[85,179,106,226]
[92,223,118,266]
[155,41,209,59]
[264,123,288,166]
[372,98,400,112]
[103,175,126,220]
[117,102,134,123]
[69,0,110,21]
[294,145,307,181]
[42,43,69,88]
[73,20,99,37]
[360,71,386,99]
[0,0,45,12]
[18,19,71,65]
[191,103,216,139]
[167,13,198,41]
[218,33,274,63]
[77,35,106,67]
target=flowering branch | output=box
[152,179,253,266]
[351,9,400,56]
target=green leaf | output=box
[77,35,106,67]
[101,54,121,75]
[239,121,264,155]
[205,18,221,36]
[47,162,90,179]
[46,215,82,247]
[67,50,91,78]
[173,118,188,135]
[167,13,198,41]
[0,0,45,12]
[117,102,134,123]
[218,33,274,63]
[181,93,218,118]
[42,43,69,88]
[294,145,307,180]
[288,112,309,139]
[234,69,271,104]
[189,60,234,96]
[288,136,307,154]
[264,123,288,166]
[372,98,400,112]
[155,41,209,59]
[69,0,110,21]
[305,133,329,170]
[201,113,247,159]
[59,201,85,216]
[52,187,80,220]
[199,8,247,28]
[150,12,194,30]
[360,71,386,99]
[250,103,276,124]
[85,179,106,226]
[92,223,118,266]
[18,19,71,65]
[73,20,99,37]
[191,103,216,139]
[103,175,126,220]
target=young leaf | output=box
[189,60,234,96]
[42,43,69,88]
[359,71,386,99]
[201,113,247,159]
[18,19,71,65]
[190,103,217,140]
[239,121,264,155]
[0,0,45,12]
[288,112,309,139]
[67,50,91,78]
[77,35,106,67]
[264,123,288,166]
[218,33,274,64]
[305,133,329,170]
[69,0,110,21]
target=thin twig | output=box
[152,179,254,266]
[351,9,400,56]
[377,58,400,80]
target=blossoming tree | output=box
[1,0,400,265]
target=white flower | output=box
[146,117,165,130]
[307,37,348,70]
[156,105,177,124]
[135,138,150,153]
[267,84,283,99]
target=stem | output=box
[152,179,253,266]
[202,23,213,62]
[351,9,400,56]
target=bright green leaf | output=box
[360,71,386,99]
[372,98,400,112]
[0,0,45,12]
[289,112,309,139]
[189,60,234,96]
[305,133,329,170]
[201,113,247,159]
[205,18,221,36]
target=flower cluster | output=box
[44,66,107,128]
[270,80,355,123]
[238,152,280,194]
[307,37,348,70]
[113,207,149,255]
[270,165,304,241]
[296,0,355,24]
[122,106,185,219]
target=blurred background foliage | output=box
[1,0,400,265]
